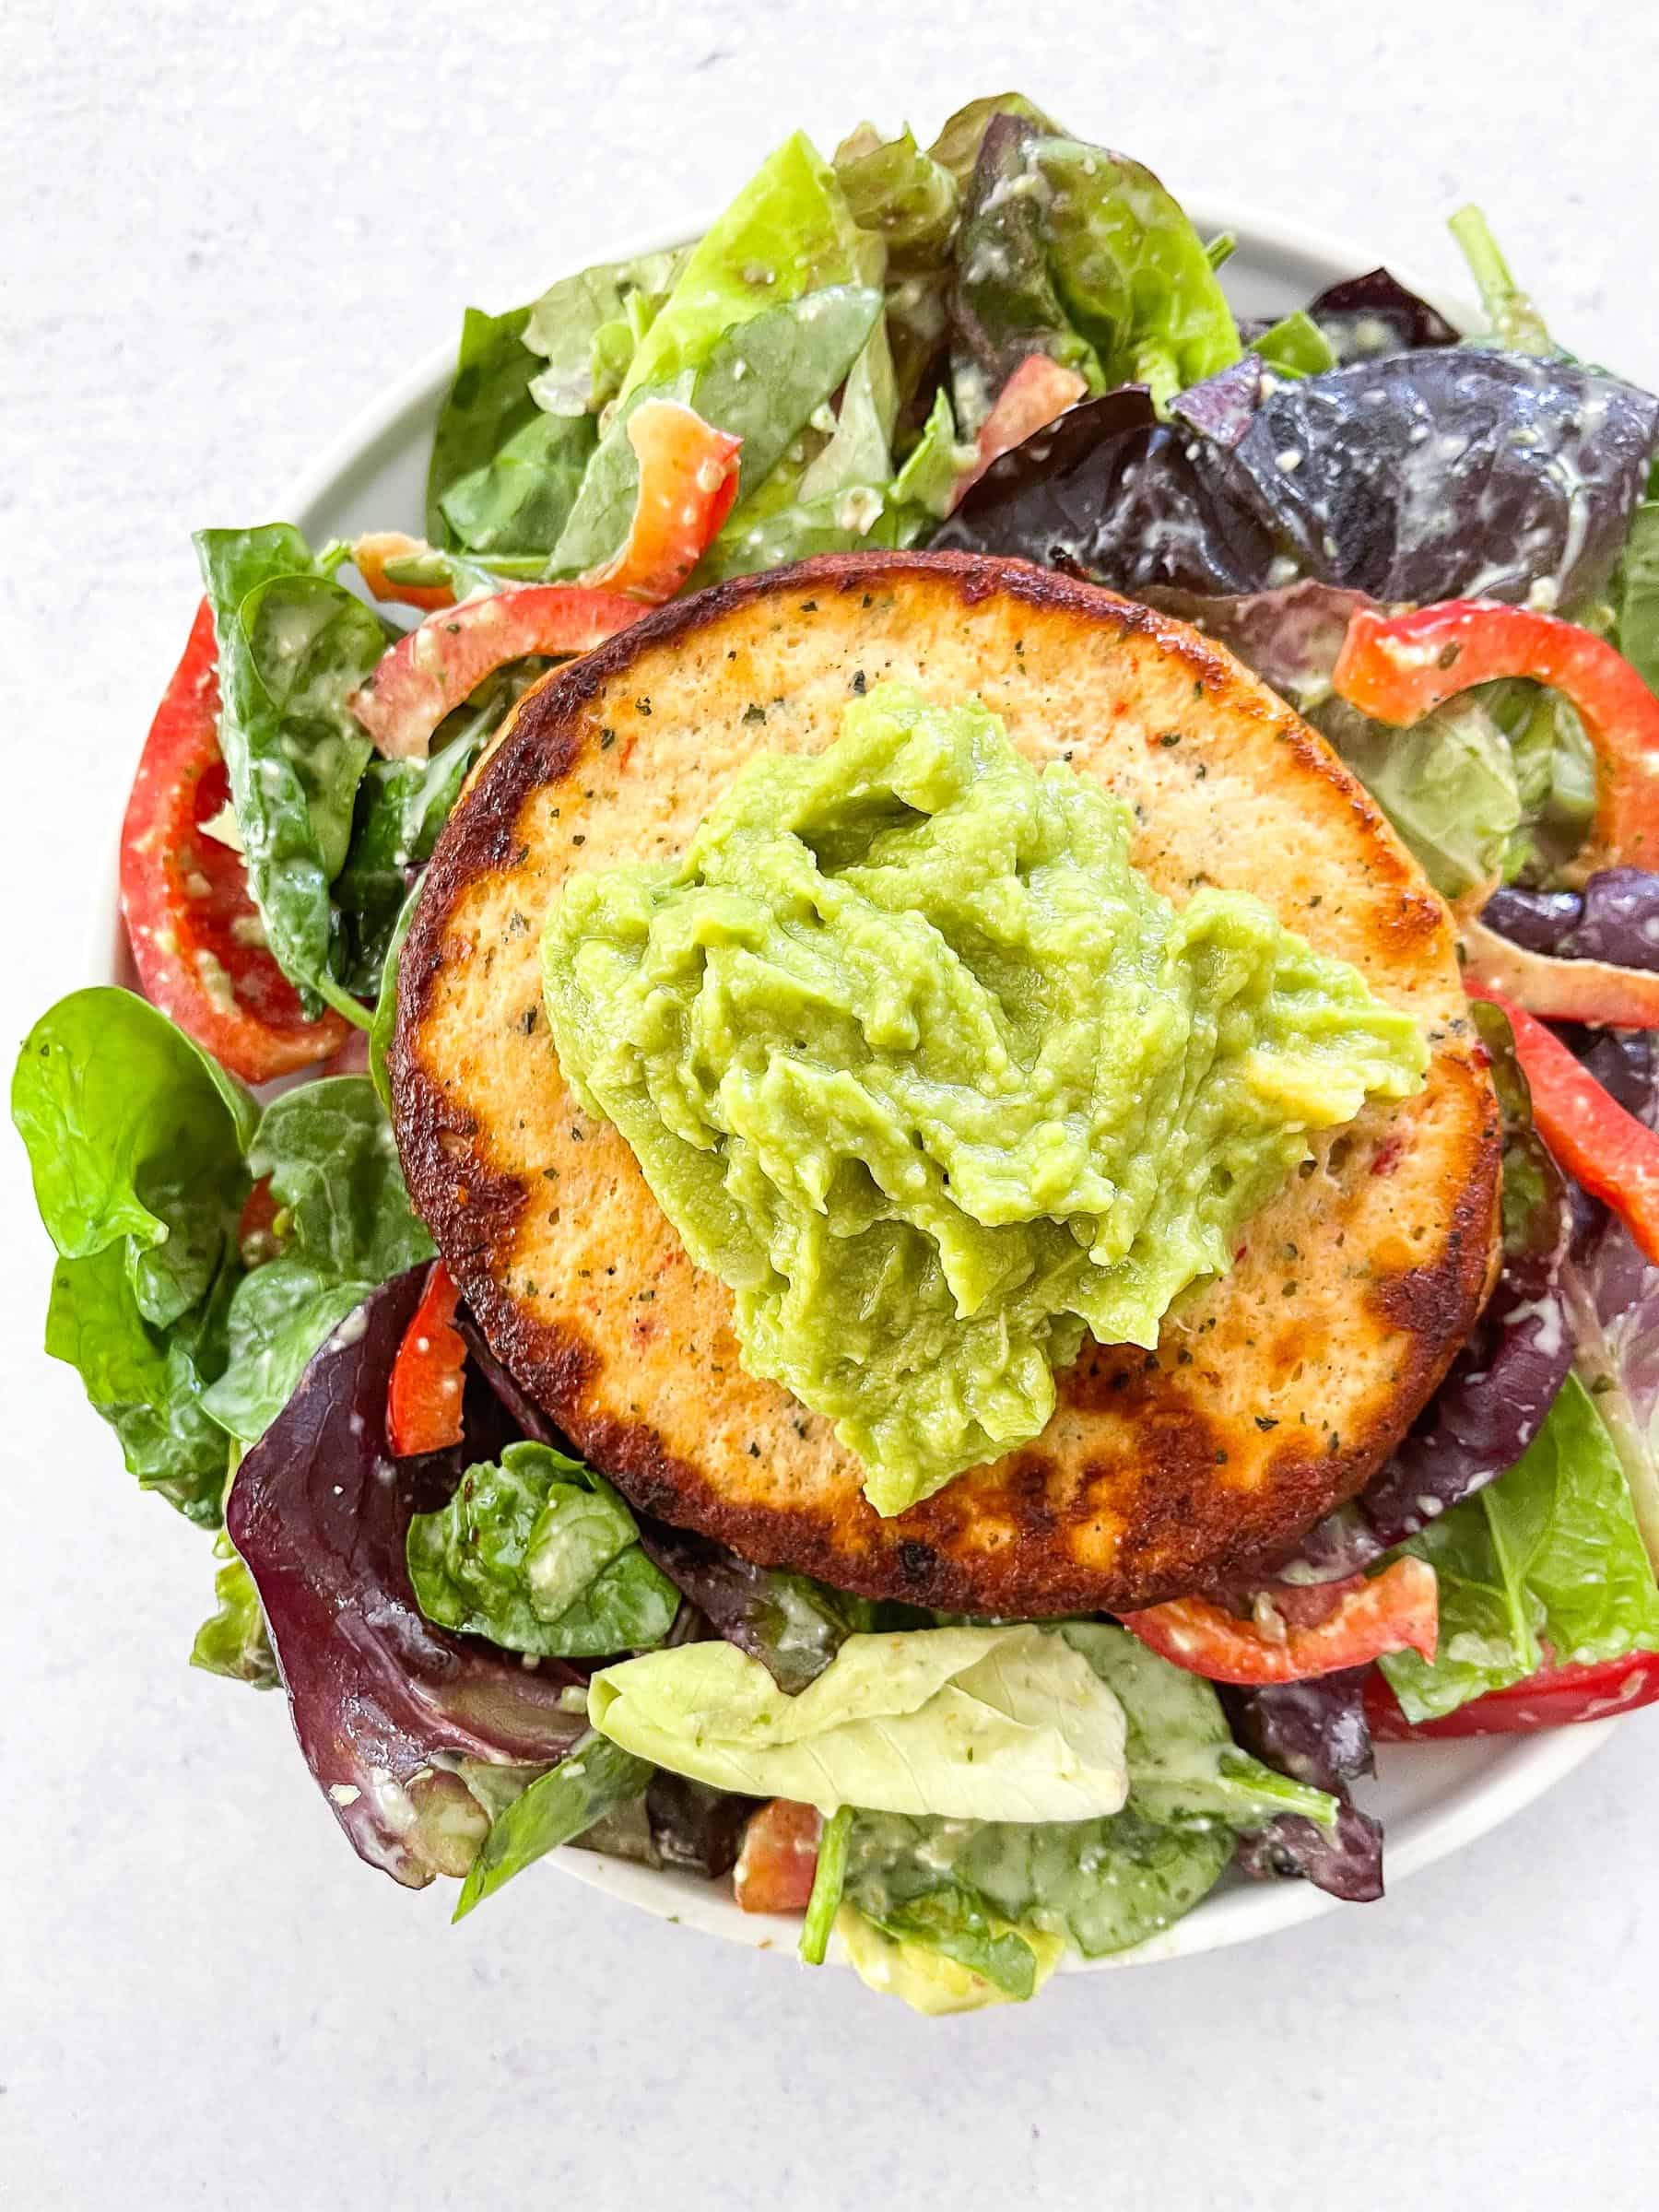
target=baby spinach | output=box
[453,1734,653,1921]
[426,305,546,545]
[407,1439,678,1658]
[13,988,254,1525]
[203,1077,433,1442]
[194,526,386,1021]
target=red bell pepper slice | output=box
[582,398,742,603]
[1332,599,1659,877]
[1468,983,1659,1264]
[1119,1557,1439,1685]
[1365,1650,1659,1736]
[120,600,352,1082]
[386,1261,468,1456]
[1461,915,1659,1030]
[353,532,455,613]
[348,583,641,760]
[949,354,1088,511]
[734,1799,822,1913]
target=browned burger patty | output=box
[390,552,1500,1616]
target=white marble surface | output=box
[5,4,1658,2204]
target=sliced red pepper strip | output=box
[1461,914,1659,1030]
[1119,1557,1439,1685]
[348,584,641,760]
[948,354,1089,512]
[733,1799,821,1913]
[1365,1651,1659,1736]
[386,1261,468,1456]
[120,600,351,1081]
[1467,983,1659,1263]
[353,532,455,613]
[582,399,742,603]
[1333,599,1659,877]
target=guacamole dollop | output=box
[541,683,1427,1516]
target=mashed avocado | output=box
[541,683,1427,1515]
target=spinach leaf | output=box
[335,718,490,997]
[438,407,596,559]
[1382,1373,1659,1722]
[426,305,543,544]
[407,1439,678,1658]
[453,1733,653,1921]
[14,988,254,1524]
[194,527,386,1019]
[203,1077,432,1442]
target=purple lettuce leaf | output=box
[1224,1669,1383,1901]
[937,350,1659,613]
[1170,355,1272,449]
[1304,268,1461,362]
[227,1267,587,1888]
[932,385,1281,594]
[1227,351,1659,607]
[1483,869,1659,971]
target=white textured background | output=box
[5,5,1658,2205]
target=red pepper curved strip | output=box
[1119,1557,1438,1685]
[386,1261,468,1456]
[582,399,742,603]
[349,585,641,759]
[1333,599,1659,878]
[1462,914,1659,1030]
[1468,983,1659,1264]
[948,354,1088,512]
[353,532,455,613]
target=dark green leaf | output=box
[194,528,386,1016]
[426,306,542,545]
[439,408,596,558]
[249,1077,431,1280]
[407,1440,678,1657]
[201,1262,373,1442]
[453,1732,653,1920]
[1382,1373,1659,1721]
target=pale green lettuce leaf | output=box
[1382,1373,1659,1722]
[1320,696,1521,900]
[617,131,869,402]
[589,1624,1130,1821]
[836,1897,1066,2014]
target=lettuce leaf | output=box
[453,1733,653,1921]
[194,526,385,1018]
[617,132,869,404]
[191,1551,277,1688]
[589,1625,1131,1822]
[14,987,253,1524]
[406,1439,678,1658]
[202,1077,432,1441]
[1381,1374,1659,1722]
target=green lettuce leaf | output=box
[589,1624,1130,1821]
[1253,309,1337,381]
[406,1440,678,1658]
[835,1899,1066,2013]
[926,93,1065,189]
[551,285,882,576]
[14,988,253,1524]
[523,249,686,416]
[1615,476,1659,699]
[833,123,959,274]
[191,1550,277,1687]
[1320,696,1522,900]
[453,1733,653,1921]
[617,132,869,404]
[194,526,385,1019]
[202,1077,432,1441]
[1382,1373,1659,1722]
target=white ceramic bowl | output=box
[117,199,1611,1975]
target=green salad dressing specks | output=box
[540,682,1428,1513]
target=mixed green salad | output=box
[18,94,1659,2014]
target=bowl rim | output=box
[104,191,1610,1979]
